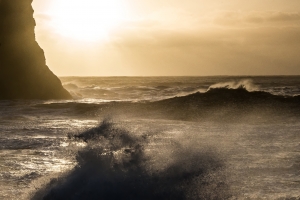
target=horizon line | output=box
[58,75,300,78]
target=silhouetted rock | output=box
[0,0,72,99]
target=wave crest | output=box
[208,79,259,91]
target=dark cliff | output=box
[0,0,72,99]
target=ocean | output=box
[0,76,299,200]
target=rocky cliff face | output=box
[0,0,72,99]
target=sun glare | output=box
[48,0,127,41]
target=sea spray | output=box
[208,79,259,91]
[1,76,299,199]
[31,120,231,200]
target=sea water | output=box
[0,76,299,199]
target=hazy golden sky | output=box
[32,0,300,76]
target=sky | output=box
[32,0,300,76]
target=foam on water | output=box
[23,118,300,200]
[0,76,300,199]
[60,76,300,102]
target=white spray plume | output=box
[208,79,259,91]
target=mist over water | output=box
[0,76,299,199]
[32,120,230,200]
[61,76,300,102]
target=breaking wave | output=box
[31,120,230,200]
[208,79,259,91]
[32,86,300,122]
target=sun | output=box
[48,0,128,41]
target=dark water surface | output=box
[0,76,299,199]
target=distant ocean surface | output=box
[0,76,299,200]
[61,76,300,102]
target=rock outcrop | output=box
[0,0,72,99]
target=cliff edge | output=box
[0,0,72,99]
